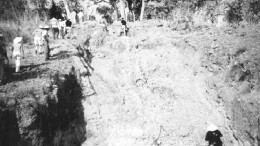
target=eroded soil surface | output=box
[1,21,260,146]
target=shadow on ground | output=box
[51,51,72,61]
[5,63,49,83]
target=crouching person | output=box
[118,18,129,36]
[12,37,24,73]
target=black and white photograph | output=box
[0,0,259,145]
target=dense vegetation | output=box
[1,0,260,43]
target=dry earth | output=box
[1,20,260,146]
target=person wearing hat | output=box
[205,124,223,146]
[0,33,8,84]
[42,25,50,61]
[12,36,24,73]
[118,17,129,36]
[33,25,44,55]
[50,17,60,40]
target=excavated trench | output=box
[0,69,86,146]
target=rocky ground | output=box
[0,20,260,146]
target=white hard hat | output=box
[43,25,50,29]
[13,37,23,44]
[39,25,44,28]
[207,124,218,132]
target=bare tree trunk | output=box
[133,11,135,22]
[140,0,145,21]
[125,2,129,22]
[119,0,125,19]
[63,0,71,19]
[114,8,119,21]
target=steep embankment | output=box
[0,39,87,146]
[1,20,260,146]
[73,21,245,146]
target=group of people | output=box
[49,14,72,40]
[0,10,86,84]
[33,24,50,61]
[70,9,84,24]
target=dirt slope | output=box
[74,21,238,146]
[1,20,260,146]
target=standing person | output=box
[0,33,8,85]
[65,19,72,39]
[77,9,84,24]
[12,36,24,73]
[42,25,50,61]
[118,17,129,36]
[70,10,77,24]
[50,17,59,40]
[205,124,223,146]
[33,25,44,55]
[58,19,65,39]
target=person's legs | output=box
[61,27,64,39]
[44,38,50,61]
[52,28,56,40]
[34,37,39,55]
[15,56,21,72]
[35,45,39,55]
[54,28,59,39]
[66,27,72,38]
[59,27,64,39]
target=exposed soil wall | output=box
[0,69,86,146]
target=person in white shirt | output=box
[77,10,84,24]
[70,10,77,24]
[12,36,24,72]
[50,17,59,40]
[33,25,44,55]
[58,19,65,39]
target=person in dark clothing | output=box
[205,124,223,146]
[118,17,129,36]
[65,19,72,38]
[42,25,50,61]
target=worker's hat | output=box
[0,33,3,38]
[13,37,23,44]
[39,25,44,28]
[207,124,218,132]
[43,25,50,29]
